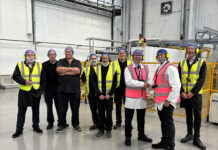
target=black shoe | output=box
[138,135,152,143]
[33,127,43,133]
[106,131,112,138]
[73,125,82,131]
[181,134,193,143]
[124,137,131,146]
[193,139,206,150]
[89,125,98,130]
[56,124,69,132]
[12,128,23,138]
[152,141,167,149]
[113,123,121,129]
[46,124,53,130]
[96,130,104,137]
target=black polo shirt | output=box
[57,58,82,93]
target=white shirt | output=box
[124,62,151,109]
[189,56,196,65]
[154,61,181,111]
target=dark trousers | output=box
[114,86,126,124]
[88,94,98,124]
[45,86,59,125]
[16,99,40,129]
[97,98,113,131]
[184,94,202,138]
[125,108,146,138]
[58,92,80,126]
[158,105,175,148]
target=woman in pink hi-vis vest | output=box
[151,49,181,150]
[124,49,152,146]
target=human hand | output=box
[26,79,32,85]
[99,95,104,100]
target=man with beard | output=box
[12,50,45,138]
[81,54,99,130]
[94,53,117,138]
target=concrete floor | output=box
[0,89,218,150]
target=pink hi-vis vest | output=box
[153,62,180,103]
[126,63,149,100]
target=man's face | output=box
[49,51,56,61]
[90,55,97,62]
[187,46,195,59]
[133,54,142,64]
[156,52,166,63]
[102,55,109,63]
[26,52,35,59]
[118,50,126,60]
[65,49,73,59]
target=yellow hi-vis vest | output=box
[112,59,131,88]
[180,58,204,94]
[18,61,42,91]
[97,63,114,96]
[84,65,97,95]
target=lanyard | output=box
[154,61,169,85]
[134,65,142,80]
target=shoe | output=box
[12,128,23,138]
[181,134,193,143]
[165,147,174,150]
[73,125,82,131]
[193,138,206,150]
[56,124,69,132]
[124,137,131,146]
[33,127,43,133]
[113,123,121,129]
[106,131,112,138]
[46,124,53,130]
[138,135,152,143]
[152,141,167,149]
[89,124,98,130]
[96,130,104,137]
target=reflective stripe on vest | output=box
[113,60,131,88]
[180,58,204,94]
[153,62,180,103]
[84,66,97,95]
[125,63,148,100]
[97,63,114,96]
[18,61,42,91]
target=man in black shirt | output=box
[56,46,82,132]
[94,53,117,138]
[81,54,98,130]
[12,50,45,138]
[42,49,59,130]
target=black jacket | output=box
[178,57,207,108]
[12,61,46,107]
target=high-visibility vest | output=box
[84,65,97,95]
[153,62,180,103]
[18,61,42,91]
[180,58,204,94]
[113,59,131,88]
[125,63,149,100]
[97,63,115,96]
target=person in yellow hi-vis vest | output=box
[113,47,131,129]
[179,43,207,150]
[93,53,117,138]
[81,54,99,130]
[12,50,45,138]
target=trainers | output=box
[106,131,112,138]
[124,137,131,146]
[113,123,121,129]
[96,130,104,137]
[193,138,206,150]
[181,134,193,143]
[138,135,152,143]
[12,128,23,138]
[33,127,43,133]
[73,125,82,131]
[46,123,53,130]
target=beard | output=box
[157,57,166,64]
[90,60,97,66]
[26,57,35,63]
[102,61,109,67]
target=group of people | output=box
[11,43,207,150]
